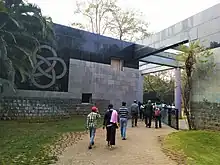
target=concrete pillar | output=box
[137,72,144,103]
[175,68,182,118]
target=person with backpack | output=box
[130,100,139,127]
[144,100,153,128]
[154,107,162,128]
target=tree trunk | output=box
[185,106,192,130]
[183,76,193,130]
[119,33,122,40]
[95,5,99,34]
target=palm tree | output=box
[0,0,55,91]
[177,41,213,130]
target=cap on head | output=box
[134,100,137,103]
[91,106,97,112]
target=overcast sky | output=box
[28,0,220,33]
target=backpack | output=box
[154,109,161,116]
[131,103,138,114]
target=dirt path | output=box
[55,121,177,165]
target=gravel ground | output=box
[55,121,177,165]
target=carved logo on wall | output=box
[31,45,67,89]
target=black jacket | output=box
[144,104,153,116]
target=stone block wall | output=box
[191,47,220,130]
[0,58,142,120]
[191,102,220,130]
[0,96,109,120]
[68,59,143,109]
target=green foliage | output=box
[177,41,213,77]
[144,70,174,102]
[0,117,85,165]
[176,41,215,130]
[0,0,55,90]
[72,0,150,41]
[163,130,220,165]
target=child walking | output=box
[86,106,101,149]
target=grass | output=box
[163,130,220,165]
[0,117,87,165]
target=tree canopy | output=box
[72,0,150,41]
[143,70,175,103]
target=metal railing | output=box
[161,107,179,130]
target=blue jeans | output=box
[120,118,128,138]
[89,127,96,145]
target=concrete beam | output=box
[140,55,179,67]
[135,40,188,59]
[139,61,149,67]
[139,63,160,71]
[141,65,173,75]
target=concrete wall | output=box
[137,3,220,50]
[68,59,143,109]
[0,59,142,120]
[191,47,220,130]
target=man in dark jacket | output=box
[130,100,139,127]
[144,100,153,128]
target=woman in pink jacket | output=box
[103,104,118,149]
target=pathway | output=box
[55,121,177,165]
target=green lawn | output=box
[163,130,220,165]
[0,117,87,165]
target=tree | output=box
[177,41,214,130]
[73,0,118,35]
[0,0,55,91]
[143,70,175,103]
[72,0,150,41]
[110,8,149,41]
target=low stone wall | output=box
[191,102,220,130]
[0,96,109,120]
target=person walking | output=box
[130,100,139,127]
[118,102,129,140]
[86,106,101,149]
[138,101,141,119]
[154,107,162,129]
[103,104,118,149]
[140,104,145,121]
[144,100,153,128]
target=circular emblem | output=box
[31,45,67,89]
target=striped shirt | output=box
[118,106,129,118]
[87,112,101,128]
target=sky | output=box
[28,0,220,33]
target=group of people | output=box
[86,100,162,150]
[138,100,162,129]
